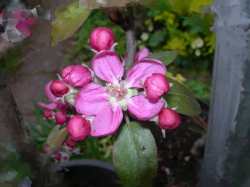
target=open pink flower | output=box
[75,50,166,137]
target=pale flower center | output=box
[107,84,128,101]
[106,81,137,110]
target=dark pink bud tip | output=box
[159,108,181,130]
[43,109,53,120]
[50,80,69,97]
[60,65,92,88]
[67,115,90,141]
[90,27,115,51]
[65,137,77,149]
[16,21,32,37]
[144,73,170,102]
[54,152,62,161]
[55,110,68,125]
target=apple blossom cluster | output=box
[38,27,181,159]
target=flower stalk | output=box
[125,29,136,69]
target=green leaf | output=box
[51,1,90,46]
[113,122,157,187]
[166,76,201,116]
[150,51,177,65]
[183,15,211,34]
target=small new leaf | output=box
[45,126,68,153]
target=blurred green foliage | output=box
[76,136,114,161]
[0,143,31,185]
[140,0,214,64]
[29,109,54,150]
[0,46,22,74]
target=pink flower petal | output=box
[126,59,166,88]
[135,48,150,62]
[128,95,164,121]
[75,83,109,115]
[45,81,58,102]
[16,21,32,37]
[91,105,123,137]
[91,51,124,84]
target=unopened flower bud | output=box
[53,151,62,161]
[55,110,68,125]
[65,137,76,149]
[90,27,115,51]
[67,115,90,141]
[158,108,181,129]
[50,80,69,97]
[60,65,92,88]
[43,109,53,120]
[144,73,170,102]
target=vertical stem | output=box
[104,6,137,69]
[125,5,137,69]
[125,29,136,69]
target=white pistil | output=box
[107,82,138,111]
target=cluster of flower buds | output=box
[52,137,80,163]
[38,27,181,159]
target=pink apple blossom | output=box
[158,108,181,129]
[65,137,77,149]
[90,27,115,52]
[67,115,91,141]
[38,81,69,122]
[43,109,53,120]
[144,73,170,102]
[55,110,68,125]
[60,65,92,88]
[135,48,150,62]
[50,80,69,97]
[75,49,167,137]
